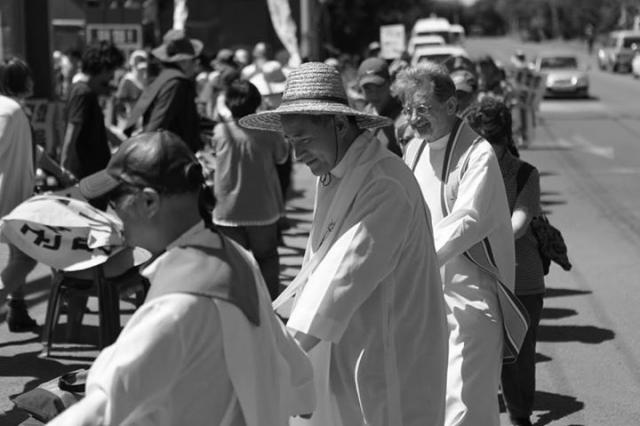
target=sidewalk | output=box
[0,162,316,424]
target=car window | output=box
[539,56,578,69]
[622,37,640,48]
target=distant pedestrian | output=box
[114,49,148,124]
[357,57,405,155]
[0,58,74,332]
[212,80,289,300]
[450,69,479,118]
[61,41,124,182]
[241,42,271,80]
[125,29,203,152]
[466,97,545,426]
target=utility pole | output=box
[300,0,319,60]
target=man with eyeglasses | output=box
[392,63,525,426]
[48,131,315,425]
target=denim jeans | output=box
[501,293,544,419]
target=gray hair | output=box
[391,62,456,104]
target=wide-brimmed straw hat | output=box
[239,62,392,132]
[151,29,203,63]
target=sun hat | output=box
[238,62,392,132]
[79,131,202,200]
[250,60,287,95]
[151,29,203,63]
[357,57,390,87]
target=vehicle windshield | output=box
[415,42,444,49]
[540,56,578,69]
[418,54,453,64]
[622,37,640,48]
[416,31,450,43]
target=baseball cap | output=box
[451,70,478,94]
[357,57,390,87]
[79,131,203,200]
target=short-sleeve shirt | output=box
[0,95,35,217]
[63,82,111,178]
[212,120,287,226]
[500,153,545,295]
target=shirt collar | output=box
[330,131,371,179]
[427,132,450,150]
[167,221,207,251]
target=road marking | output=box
[530,136,614,159]
[571,134,615,159]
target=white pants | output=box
[444,280,503,426]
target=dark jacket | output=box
[126,67,202,152]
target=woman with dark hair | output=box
[211,80,289,300]
[466,96,545,426]
[0,58,76,331]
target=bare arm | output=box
[60,123,82,176]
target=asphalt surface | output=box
[2,36,640,425]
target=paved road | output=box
[467,38,640,424]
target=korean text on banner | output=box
[380,24,406,60]
[267,0,301,67]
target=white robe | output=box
[288,132,448,426]
[405,134,515,426]
[48,223,315,426]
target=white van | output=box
[410,15,452,44]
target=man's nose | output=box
[291,144,306,161]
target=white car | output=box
[411,45,469,67]
[632,51,640,78]
[532,52,589,98]
[407,35,446,55]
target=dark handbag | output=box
[516,163,572,275]
[11,369,86,422]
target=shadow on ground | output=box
[544,288,592,298]
[533,390,585,426]
[541,307,578,320]
[537,324,614,344]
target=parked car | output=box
[597,30,640,73]
[411,45,469,67]
[632,50,640,78]
[532,52,589,98]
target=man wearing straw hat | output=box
[125,30,203,152]
[240,62,448,426]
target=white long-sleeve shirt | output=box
[288,132,449,426]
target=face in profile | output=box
[281,114,338,176]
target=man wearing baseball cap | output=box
[357,57,407,155]
[125,30,203,152]
[49,131,315,425]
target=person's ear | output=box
[334,115,349,136]
[139,188,161,218]
[446,96,458,116]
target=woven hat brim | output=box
[152,39,204,63]
[239,101,393,132]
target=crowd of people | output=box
[0,29,549,426]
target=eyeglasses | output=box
[402,103,435,117]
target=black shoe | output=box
[510,416,533,426]
[7,299,38,332]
